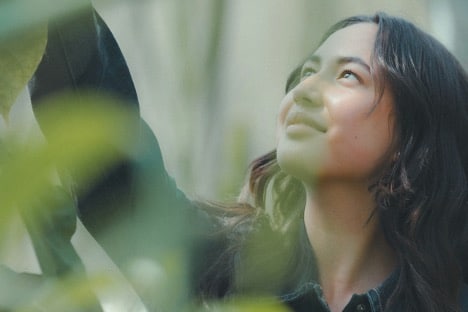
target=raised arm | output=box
[28,4,194,241]
[28,5,224,309]
[29,5,142,237]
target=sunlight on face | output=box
[276,23,395,185]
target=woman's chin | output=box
[277,145,324,183]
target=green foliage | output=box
[0,23,46,123]
[0,93,134,218]
[15,273,112,312]
[0,93,135,310]
[0,0,89,39]
[0,0,91,121]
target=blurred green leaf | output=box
[0,0,90,39]
[0,0,95,123]
[0,92,135,310]
[0,266,44,310]
[15,272,111,312]
[0,92,135,228]
[0,25,47,123]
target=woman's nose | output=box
[292,76,323,108]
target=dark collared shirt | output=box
[281,273,468,312]
[281,269,398,312]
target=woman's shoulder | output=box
[460,282,468,311]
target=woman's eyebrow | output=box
[304,55,371,73]
[337,56,371,73]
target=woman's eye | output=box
[339,70,359,81]
[301,68,317,79]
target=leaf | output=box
[0,0,90,39]
[0,0,96,124]
[14,272,111,312]
[0,25,47,123]
[0,92,135,229]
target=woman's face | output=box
[276,23,395,184]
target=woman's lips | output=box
[285,112,327,133]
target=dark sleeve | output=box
[29,5,141,238]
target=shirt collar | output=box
[280,268,400,312]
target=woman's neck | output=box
[303,180,396,312]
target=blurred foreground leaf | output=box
[0,92,135,310]
[0,24,47,123]
[14,272,112,312]
[0,0,90,39]
[0,0,95,123]
[0,266,44,310]
[0,91,135,232]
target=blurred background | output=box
[92,0,468,201]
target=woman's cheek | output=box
[276,94,294,140]
[278,93,294,121]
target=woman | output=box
[29,6,468,312]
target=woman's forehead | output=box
[311,23,378,64]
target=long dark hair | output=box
[369,13,468,312]
[201,12,468,312]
